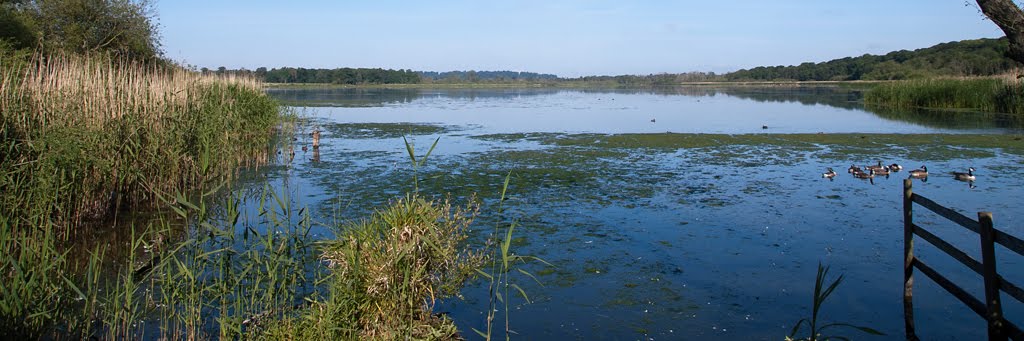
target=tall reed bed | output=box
[864,76,1024,115]
[1,51,284,338]
[0,52,280,231]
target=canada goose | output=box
[908,165,928,178]
[888,163,903,172]
[951,167,976,182]
[848,164,861,174]
[853,169,875,179]
[873,166,891,176]
[822,167,837,179]
[865,161,886,172]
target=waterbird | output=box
[848,164,861,174]
[872,166,890,176]
[951,167,976,182]
[864,161,886,172]
[908,165,928,178]
[888,163,903,172]
[853,169,875,179]
[822,167,837,179]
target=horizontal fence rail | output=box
[902,179,1024,341]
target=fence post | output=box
[979,212,1006,341]
[903,179,916,340]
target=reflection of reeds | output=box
[865,103,1024,130]
[0,52,279,231]
[865,77,1024,115]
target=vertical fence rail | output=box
[903,179,917,340]
[902,180,1021,341]
[980,212,1006,340]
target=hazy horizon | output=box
[159,1,1004,78]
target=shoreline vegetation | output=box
[865,75,1024,115]
[265,76,1024,115]
[0,50,284,337]
[1,49,491,339]
[4,1,1024,336]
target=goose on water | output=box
[908,165,928,178]
[822,167,837,179]
[952,167,976,182]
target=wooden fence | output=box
[903,179,1024,340]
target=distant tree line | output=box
[210,67,562,85]
[419,70,558,82]
[725,38,1021,81]
[572,72,720,86]
[249,67,421,84]
[208,37,1022,85]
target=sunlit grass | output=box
[0,52,281,233]
[865,76,1024,115]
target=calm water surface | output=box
[259,86,1024,340]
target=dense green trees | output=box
[420,70,558,82]
[252,67,422,84]
[725,38,1021,81]
[0,0,162,62]
[976,0,1024,64]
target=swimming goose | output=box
[951,167,976,182]
[872,166,890,176]
[908,165,928,178]
[853,169,875,179]
[888,163,903,172]
[822,167,837,179]
[865,161,886,172]
[848,164,862,174]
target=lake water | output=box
[262,86,1024,340]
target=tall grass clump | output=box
[1,50,283,338]
[0,52,280,232]
[263,195,485,340]
[865,76,1024,115]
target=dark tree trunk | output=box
[977,0,1024,64]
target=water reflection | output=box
[267,86,1024,133]
[867,104,1024,130]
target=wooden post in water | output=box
[312,128,321,150]
[979,212,1006,341]
[903,179,917,340]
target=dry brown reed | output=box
[0,51,280,233]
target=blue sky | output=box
[157,1,1004,77]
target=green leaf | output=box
[475,269,494,280]
[419,136,440,167]
[510,283,531,303]
[62,277,85,300]
[403,136,416,165]
[789,318,807,337]
[517,268,544,287]
[818,322,886,336]
[471,327,489,338]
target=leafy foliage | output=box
[1,0,163,63]
[255,67,423,84]
[727,38,1022,81]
